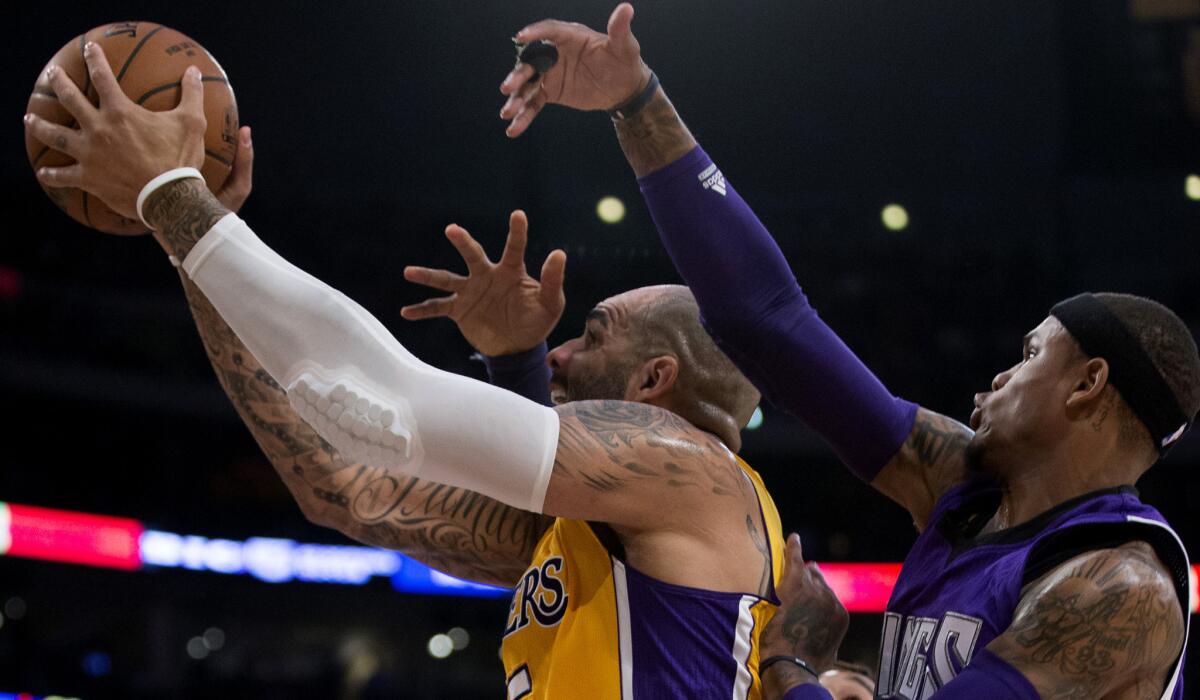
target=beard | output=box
[554,363,635,403]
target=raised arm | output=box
[30,42,746,550]
[180,270,550,586]
[498,4,967,526]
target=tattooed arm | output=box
[176,269,551,587]
[546,399,751,529]
[987,542,1184,699]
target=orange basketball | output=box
[24,22,238,235]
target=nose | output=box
[991,363,1018,391]
[547,337,584,372]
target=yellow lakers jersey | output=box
[500,457,784,699]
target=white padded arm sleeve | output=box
[182,213,560,513]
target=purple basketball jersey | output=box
[876,478,1190,699]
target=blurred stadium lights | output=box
[1186,173,1200,200]
[881,204,910,231]
[0,694,82,700]
[1,501,1197,613]
[427,633,453,659]
[596,195,626,224]
[746,406,764,430]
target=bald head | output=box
[621,285,761,447]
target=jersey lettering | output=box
[503,557,568,637]
[878,611,984,699]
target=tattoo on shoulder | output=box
[994,544,1183,699]
[553,400,747,498]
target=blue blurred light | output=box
[82,650,112,677]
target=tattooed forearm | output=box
[989,543,1183,700]
[613,88,698,177]
[874,408,972,529]
[761,661,821,700]
[144,178,230,259]
[178,272,550,586]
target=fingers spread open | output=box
[24,114,82,158]
[538,249,567,307]
[444,224,492,274]
[515,19,583,45]
[403,266,466,293]
[82,42,124,109]
[506,88,548,139]
[500,62,536,96]
[400,296,456,321]
[46,66,97,127]
[499,210,529,268]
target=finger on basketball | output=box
[401,296,456,321]
[176,65,205,116]
[404,266,466,293]
[217,126,254,212]
[444,225,491,274]
[82,42,123,108]
[499,210,529,268]
[500,63,536,96]
[46,66,97,127]
[24,114,81,158]
[37,164,84,189]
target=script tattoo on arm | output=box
[546,400,752,529]
[178,273,551,587]
[613,88,699,178]
[988,542,1184,700]
[144,178,230,260]
[871,408,972,530]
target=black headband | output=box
[1050,293,1190,454]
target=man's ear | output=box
[628,355,679,403]
[1065,356,1110,415]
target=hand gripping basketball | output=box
[24,42,206,224]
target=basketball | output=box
[23,22,238,235]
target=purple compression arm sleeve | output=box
[638,146,917,480]
[480,341,553,408]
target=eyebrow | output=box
[1023,330,1037,347]
[586,307,611,328]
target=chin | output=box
[964,433,995,474]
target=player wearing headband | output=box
[497,4,1196,699]
[27,43,790,699]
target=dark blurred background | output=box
[2,0,1198,697]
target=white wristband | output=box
[136,167,205,230]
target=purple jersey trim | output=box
[638,146,917,481]
[781,685,834,700]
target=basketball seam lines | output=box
[115,24,165,84]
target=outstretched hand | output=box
[402,210,567,357]
[24,42,207,225]
[759,534,849,675]
[500,2,651,138]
